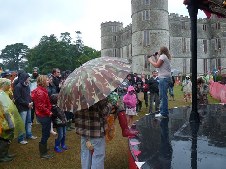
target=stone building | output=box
[100,0,226,75]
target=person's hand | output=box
[28,102,33,109]
[49,112,53,117]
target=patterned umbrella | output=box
[58,56,131,112]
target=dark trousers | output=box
[143,91,148,107]
[149,92,160,113]
[37,116,51,145]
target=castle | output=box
[100,0,226,75]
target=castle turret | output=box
[131,0,169,73]
[101,21,123,57]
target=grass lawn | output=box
[0,85,219,169]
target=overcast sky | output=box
[0,0,205,51]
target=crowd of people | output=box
[0,46,211,168]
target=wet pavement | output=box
[129,104,226,169]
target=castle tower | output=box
[101,21,123,57]
[131,0,169,73]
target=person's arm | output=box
[148,57,163,68]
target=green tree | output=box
[0,43,29,70]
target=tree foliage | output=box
[25,32,100,74]
[0,43,29,70]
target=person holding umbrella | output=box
[57,57,139,168]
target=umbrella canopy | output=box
[58,56,131,112]
[184,0,226,18]
[171,68,181,76]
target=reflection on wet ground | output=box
[129,104,226,169]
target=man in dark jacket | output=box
[51,68,61,93]
[14,72,37,144]
[148,70,160,114]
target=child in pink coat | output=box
[123,86,137,127]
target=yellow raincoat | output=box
[0,78,24,140]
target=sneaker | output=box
[29,136,37,140]
[155,113,168,118]
[19,140,28,145]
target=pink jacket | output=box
[123,86,137,108]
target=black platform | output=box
[129,104,226,169]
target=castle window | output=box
[113,48,117,57]
[218,22,220,29]
[142,10,150,20]
[183,59,187,74]
[143,30,150,46]
[215,23,221,30]
[203,59,207,74]
[203,24,207,31]
[203,40,207,54]
[112,26,117,32]
[144,0,150,5]
[215,39,221,53]
[181,21,186,29]
[182,38,186,53]
[113,36,117,42]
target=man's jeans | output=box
[81,136,105,169]
[159,77,171,116]
[18,109,32,142]
[36,116,51,145]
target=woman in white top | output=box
[148,46,171,118]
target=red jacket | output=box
[31,86,52,118]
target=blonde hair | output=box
[159,46,171,60]
[37,75,48,87]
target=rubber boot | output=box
[5,142,16,158]
[39,142,53,159]
[54,139,63,153]
[117,111,138,137]
[61,136,68,150]
[66,121,72,131]
[0,140,13,162]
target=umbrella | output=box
[171,68,181,76]
[58,56,131,112]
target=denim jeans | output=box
[36,116,51,145]
[81,136,105,169]
[18,109,32,142]
[56,126,66,143]
[159,77,171,116]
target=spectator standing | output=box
[50,94,68,153]
[51,68,62,93]
[117,74,132,107]
[141,73,149,108]
[31,75,53,159]
[197,77,209,105]
[132,73,143,112]
[168,74,175,101]
[123,86,137,127]
[148,70,160,114]
[0,78,24,162]
[14,72,37,144]
[148,46,172,118]
[74,99,112,169]
[182,76,192,102]
[30,67,39,123]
